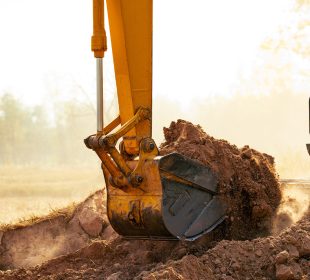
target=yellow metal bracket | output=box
[129,138,159,187]
[100,107,151,148]
[85,107,152,189]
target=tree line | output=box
[0,93,97,165]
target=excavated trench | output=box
[0,120,309,280]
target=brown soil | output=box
[0,190,107,269]
[160,120,282,239]
[0,120,308,280]
[0,209,309,280]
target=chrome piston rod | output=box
[96,58,104,132]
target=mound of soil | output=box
[0,190,108,269]
[0,209,309,280]
[160,120,282,239]
[141,209,310,280]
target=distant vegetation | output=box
[0,93,96,165]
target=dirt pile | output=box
[160,120,282,239]
[0,190,107,269]
[0,208,309,280]
[141,209,310,280]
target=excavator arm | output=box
[90,0,152,155]
[106,0,153,156]
[85,0,226,240]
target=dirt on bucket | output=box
[160,119,282,240]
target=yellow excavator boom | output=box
[106,0,152,156]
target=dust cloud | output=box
[273,185,310,234]
[281,188,310,223]
[0,190,107,269]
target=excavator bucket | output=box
[89,0,226,240]
[106,153,227,240]
[307,144,310,156]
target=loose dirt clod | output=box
[160,120,282,239]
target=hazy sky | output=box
[0,0,309,179]
[0,0,294,108]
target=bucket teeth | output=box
[307,144,310,155]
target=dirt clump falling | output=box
[160,120,282,239]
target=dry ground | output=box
[0,166,104,224]
[0,186,309,280]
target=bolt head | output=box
[137,175,143,183]
[149,142,155,151]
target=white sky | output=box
[0,0,293,108]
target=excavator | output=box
[84,0,226,241]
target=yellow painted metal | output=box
[88,0,225,240]
[103,107,151,148]
[91,0,107,58]
[102,115,121,135]
[90,0,174,238]
[106,158,172,238]
[106,0,153,156]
